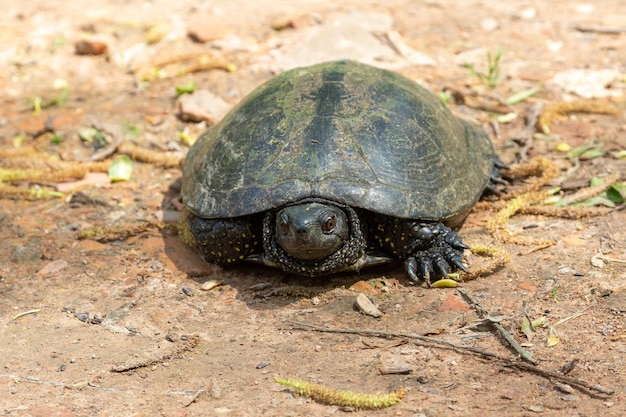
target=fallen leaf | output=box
[590,254,605,268]
[547,326,560,347]
[561,235,587,247]
[108,155,133,182]
[431,278,459,288]
[521,316,536,341]
[37,259,69,277]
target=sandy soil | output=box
[1,0,625,416]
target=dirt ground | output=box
[1,0,625,416]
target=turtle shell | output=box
[182,60,496,221]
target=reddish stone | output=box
[437,294,470,312]
[517,281,537,292]
[74,39,108,55]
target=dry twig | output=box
[111,335,199,372]
[457,288,537,364]
[284,320,614,396]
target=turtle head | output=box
[275,203,349,260]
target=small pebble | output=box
[248,282,272,291]
[74,39,108,56]
[57,364,67,372]
[355,293,383,318]
[256,361,270,369]
[90,313,103,325]
[554,382,574,394]
[379,364,412,375]
[561,394,579,402]
[182,286,194,297]
[480,17,499,32]
[74,312,90,323]
[176,89,230,124]
[165,328,182,342]
[200,280,220,291]
[519,7,536,19]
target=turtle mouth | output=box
[283,240,339,261]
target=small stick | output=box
[0,374,124,391]
[183,386,205,408]
[516,103,543,162]
[284,320,614,396]
[574,25,626,34]
[558,173,620,206]
[111,335,199,372]
[457,288,537,364]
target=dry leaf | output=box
[521,316,536,342]
[561,235,587,247]
[547,326,560,347]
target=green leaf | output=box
[175,80,196,96]
[607,184,625,204]
[78,127,99,142]
[577,196,615,208]
[78,127,107,148]
[495,112,517,124]
[108,155,133,182]
[589,177,604,187]
[123,124,141,137]
[438,90,453,104]
[506,84,541,104]
[566,144,604,160]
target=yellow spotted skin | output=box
[362,210,440,257]
[186,211,262,265]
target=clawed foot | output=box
[403,223,469,286]
[484,158,509,195]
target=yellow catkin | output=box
[78,223,157,242]
[460,244,511,280]
[134,51,235,81]
[538,99,621,134]
[118,142,183,168]
[274,377,404,410]
[502,156,560,198]
[0,183,62,199]
[519,205,611,219]
[0,162,110,183]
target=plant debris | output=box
[274,377,405,409]
[111,335,200,372]
[285,320,614,396]
[538,100,621,134]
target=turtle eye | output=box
[279,213,290,234]
[322,214,336,234]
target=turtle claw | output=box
[402,222,468,285]
[484,157,509,196]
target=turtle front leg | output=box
[179,208,262,265]
[402,223,469,286]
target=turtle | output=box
[179,60,501,284]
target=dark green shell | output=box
[182,60,495,221]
